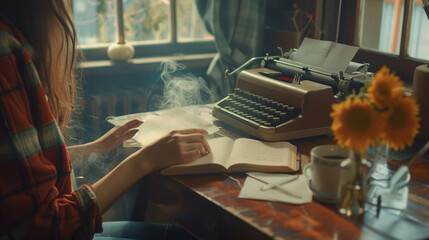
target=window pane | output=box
[124,0,170,43]
[74,0,170,46]
[176,0,213,42]
[360,0,404,54]
[74,0,117,46]
[408,0,429,60]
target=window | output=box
[408,0,429,59]
[341,0,428,83]
[360,0,429,60]
[73,0,214,59]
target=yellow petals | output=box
[330,66,420,152]
[367,66,404,109]
[382,97,420,151]
[330,98,383,152]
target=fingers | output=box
[170,128,209,136]
[120,129,139,141]
[185,142,208,156]
[160,129,212,163]
[117,119,143,133]
[168,128,211,152]
[125,119,144,127]
[141,128,213,171]
[181,149,204,162]
[182,134,211,153]
[169,132,211,154]
[95,119,143,153]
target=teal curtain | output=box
[196,0,267,99]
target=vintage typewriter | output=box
[212,53,372,141]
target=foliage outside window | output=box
[73,0,213,48]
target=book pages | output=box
[227,138,297,170]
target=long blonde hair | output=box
[1,0,80,133]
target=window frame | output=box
[75,0,216,62]
[341,0,426,84]
[81,41,216,61]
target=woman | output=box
[0,1,210,239]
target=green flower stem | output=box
[338,150,365,217]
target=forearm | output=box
[92,149,153,213]
[67,142,103,165]
[67,141,104,154]
[91,128,210,213]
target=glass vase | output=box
[374,142,389,165]
[338,150,367,218]
[367,142,390,185]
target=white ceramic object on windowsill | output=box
[107,42,135,61]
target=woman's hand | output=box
[90,119,143,153]
[67,119,143,163]
[138,128,211,172]
[93,128,211,213]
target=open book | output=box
[161,137,298,175]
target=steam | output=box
[70,60,216,220]
[70,147,139,221]
[154,60,215,110]
[71,147,137,184]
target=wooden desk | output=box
[124,105,429,240]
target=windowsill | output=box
[78,53,216,76]
[354,48,426,84]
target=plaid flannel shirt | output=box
[0,17,102,239]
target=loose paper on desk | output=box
[239,172,312,204]
[292,37,359,73]
[132,108,219,146]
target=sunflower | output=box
[381,97,420,151]
[367,66,404,109]
[330,97,383,152]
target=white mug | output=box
[304,145,352,202]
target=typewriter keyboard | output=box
[216,88,301,128]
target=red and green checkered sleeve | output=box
[0,20,103,239]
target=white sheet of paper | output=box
[321,42,359,72]
[239,172,312,204]
[292,38,333,67]
[291,37,359,72]
[106,111,159,126]
[132,108,219,146]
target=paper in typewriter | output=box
[292,37,359,72]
